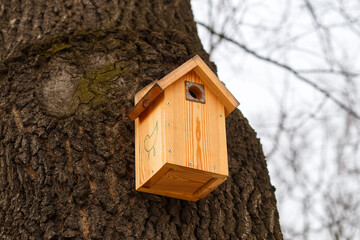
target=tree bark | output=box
[0,0,282,239]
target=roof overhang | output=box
[128,55,240,121]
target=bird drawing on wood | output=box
[144,120,158,159]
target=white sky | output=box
[192,0,360,239]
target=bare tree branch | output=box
[196,21,360,120]
[297,69,359,76]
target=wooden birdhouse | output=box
[128,55,239,201]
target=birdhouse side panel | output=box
[164,70,228,176]
[135,93,166,189]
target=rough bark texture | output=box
[0,0,282,239]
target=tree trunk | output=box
[0,0,282,239]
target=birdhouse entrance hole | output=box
[185,81,205,103]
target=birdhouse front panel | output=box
[129,56,240,201]
[164,70,228,176]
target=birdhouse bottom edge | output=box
[136,163,227,201]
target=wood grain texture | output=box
[136,70,229,201]
[128,83,162,121]
[156,58,197,89]
[150,169,211,194]
[138,163,227,201]
[128,58,197,120]
[128,55,240,120]
[165,70,228,176]
[136,93,165,189]
[134,81,158,104]
[192,56,240,117]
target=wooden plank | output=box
[168,163,227,179]
[193,178,217,196]
[141,164,172,189]
[128,83,162,121]
[135,118,140,189]
[156,58,197,89]
[137,163,227,201]
[203,73,229,176]
[136,93,165,187]
[128,55,239,120]
[195,177,227,199]
[166,71,229,176]
[192,55,240,116]
[128,58,197,120]
[138,163,202,201]
[135,81,158,105]
[150,169,211,194]
[165,74,186,169]
[138,186,201,201]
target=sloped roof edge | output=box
[128,55,240,121]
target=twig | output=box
[197,21,360,120]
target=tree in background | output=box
[193,0,360,239]
[0,0,282,239]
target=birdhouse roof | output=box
[128,55,240,120]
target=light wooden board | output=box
[156,58,197,90]
[192,56,240,117]
[135,93,166,189]
[134,81,158,104]
[128,55,240,120]
[149,169,211,194]
[138,163,227,201]
[129,83,162,121]
[164,70,229,176]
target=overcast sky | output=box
[192,0,360,239]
